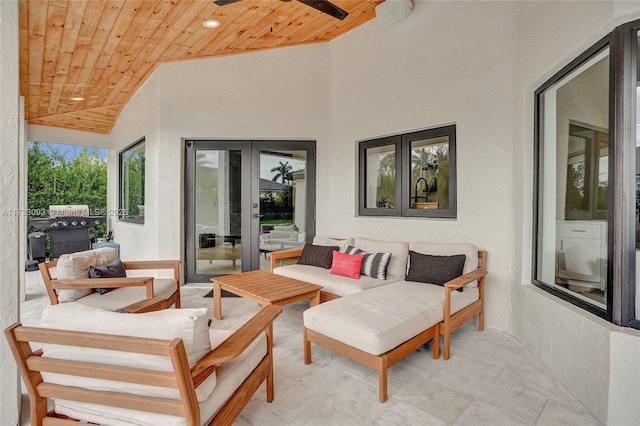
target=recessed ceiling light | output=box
[203,19,221,29]
[70,97,84,101]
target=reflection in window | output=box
[359,125,456,218]
[119,138,145,223]
[411,137,449,210]
[364,143,396,209]
[534,46,610,313]
[565,123,608,220]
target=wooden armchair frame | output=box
[39,259,182,311]
[5,304,282,426]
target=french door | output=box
[185,140,316,283]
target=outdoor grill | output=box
[29,205,105,259]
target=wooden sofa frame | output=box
[39,259,182,312]
[302,250,488,402]
[5,304,282,426]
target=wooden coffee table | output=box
[211,270,323,320]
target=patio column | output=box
[0,0,21,424]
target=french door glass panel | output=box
[535,47,610,311]
[258,150,309,265]
[195,149,243,276]
[185,140,315,283]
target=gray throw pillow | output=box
[89,258,127,294]
[405,251,466,291]
[343,245,392,280]
[297,243,339,269]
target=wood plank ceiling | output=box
[20,0,381,134]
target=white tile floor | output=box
[19,271,602,425]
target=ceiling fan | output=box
[213,0,349,21]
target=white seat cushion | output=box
[75,278,177,311]
[304,281,479,355]
[273,264,400,297]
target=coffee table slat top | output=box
[212,270,322,304]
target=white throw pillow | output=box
[55,248,119,302]
[40,303,216,401]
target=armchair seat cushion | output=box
[304,281,479,355]
[74,278,177,311]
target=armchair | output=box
[39,247,182,312]
[5,302,282,426]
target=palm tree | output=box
[270,161,292,184]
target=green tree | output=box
[270,161,292,184]
[27,142,108,252]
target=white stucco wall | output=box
[0,1,21,424]
[108,44,331,262]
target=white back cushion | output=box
[40,302,216,401]
[312,236,353,251]
[352,238,409,278]
[409,242,479,286]
[55,247,119,302]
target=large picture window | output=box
[534,19,640,328]
[119,137,145,223]
[359,125,457,218]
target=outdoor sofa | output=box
[270,236,488,402]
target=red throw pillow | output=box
[330,251,364,279]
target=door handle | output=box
[252,214,264,219]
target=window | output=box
[359,125,457,218]
[534,19,640,328]
[119,138,145,223]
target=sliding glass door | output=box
[185,140,315,283]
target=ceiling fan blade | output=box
[213,0,243,6]
[297,0,349,20]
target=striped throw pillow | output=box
[343,245,392,280]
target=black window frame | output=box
[358,124,457,218]
[118,137,146,224]
[533,19,640,329]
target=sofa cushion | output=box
[330,251,364,279]
[269,230,299,241]
[40,302,215,402]
[297,243,338,269]
[409,242,479,287]
[274,264,399,296]
[405,251,466,291]
[344,245,392,280]
[312,236,354,251]
[52,324,268,426]
[75,278,178,312]
[352,238,409,278]
[304,281,479,355]
[56,247,119,302]
[89,257,127,294]
[274,224,298,231]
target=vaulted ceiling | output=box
[20,0,381,134]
